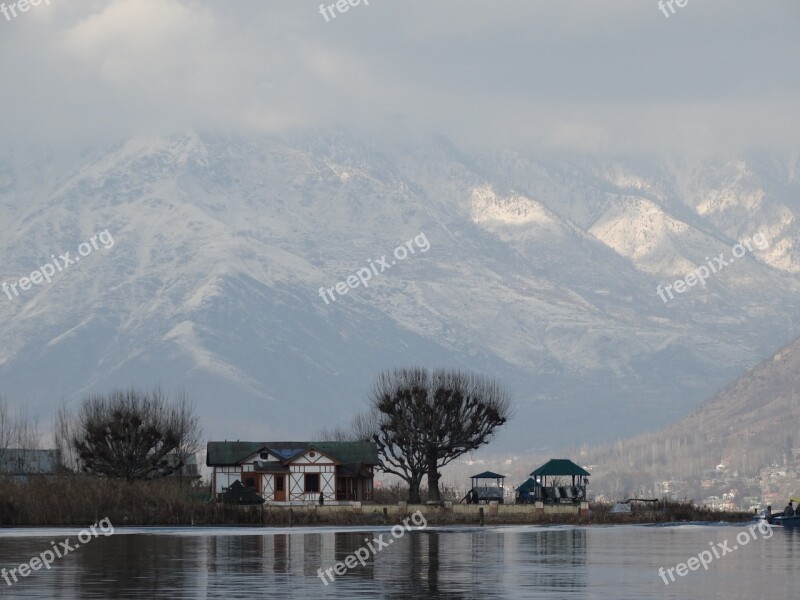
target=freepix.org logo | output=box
[656,233,768,303]
[2,517,114,588]
[319,0,370,23]
[318,232,429,306]
[1,0,51,23]
[2,230,115,301]
[317,510,427,586]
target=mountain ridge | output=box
[1,132,799,451]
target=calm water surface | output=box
[0,524,796,599]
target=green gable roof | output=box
[311,442,378,466]
[207,441,378,467]
[207,442,265,466]
[529,459,590,478]
[470,471,505,480]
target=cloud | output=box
[0,0,798,156]
[63,0,217,89]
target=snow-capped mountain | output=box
[1,132,799,450]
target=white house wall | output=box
[263,473,275,498]
[293,449,335,464]
[288,463,336,502]
[241,451,281,464]
[212,447,374,503]
[321,472,335,499]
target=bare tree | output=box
[13,407,39,451]
[370,369,430,503]
[422,370,512,501]
[369,368,512,503]
[54,400,79,472]
[0,396,12,470]
[71,387,201,482]
[170,389,203,486]
[316,410,378,443]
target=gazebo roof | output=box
[470,471,505,480]
[529,459,590,478]
[515,478,541,492]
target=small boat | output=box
[765,497,800,528]
[772,516,800,528]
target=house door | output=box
[274,475,285,501]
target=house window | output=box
[305,473,320,493]
[260,452,269,460]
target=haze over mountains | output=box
[1,132,799,451]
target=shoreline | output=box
[0,506,755,529]
[0,519,759,533]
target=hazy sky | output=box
[1,0,798,157]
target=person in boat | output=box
[783,500,795,517]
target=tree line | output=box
[2,368,511,501]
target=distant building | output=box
[206,441,378,504]
[163,453,201,481]
[0,449,62,481]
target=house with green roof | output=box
[206,441,378,504]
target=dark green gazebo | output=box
[529,459,590,503]
[514,478,541,504]
[461,471,506,504]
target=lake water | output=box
[0,523,795,598]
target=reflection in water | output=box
[0,525,793,599]
[514,528,587,595]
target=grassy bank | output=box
[0,477,753,528]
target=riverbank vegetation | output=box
[0,476,753,528]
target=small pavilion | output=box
[461,471,505,504]
[528,459,590,504]
[514,478,541,504]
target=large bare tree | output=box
[369,368,512,503]
[70,387,202,482]
[369,369,430,503]
[423,370,512,501]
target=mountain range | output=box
[1,131,799,450]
